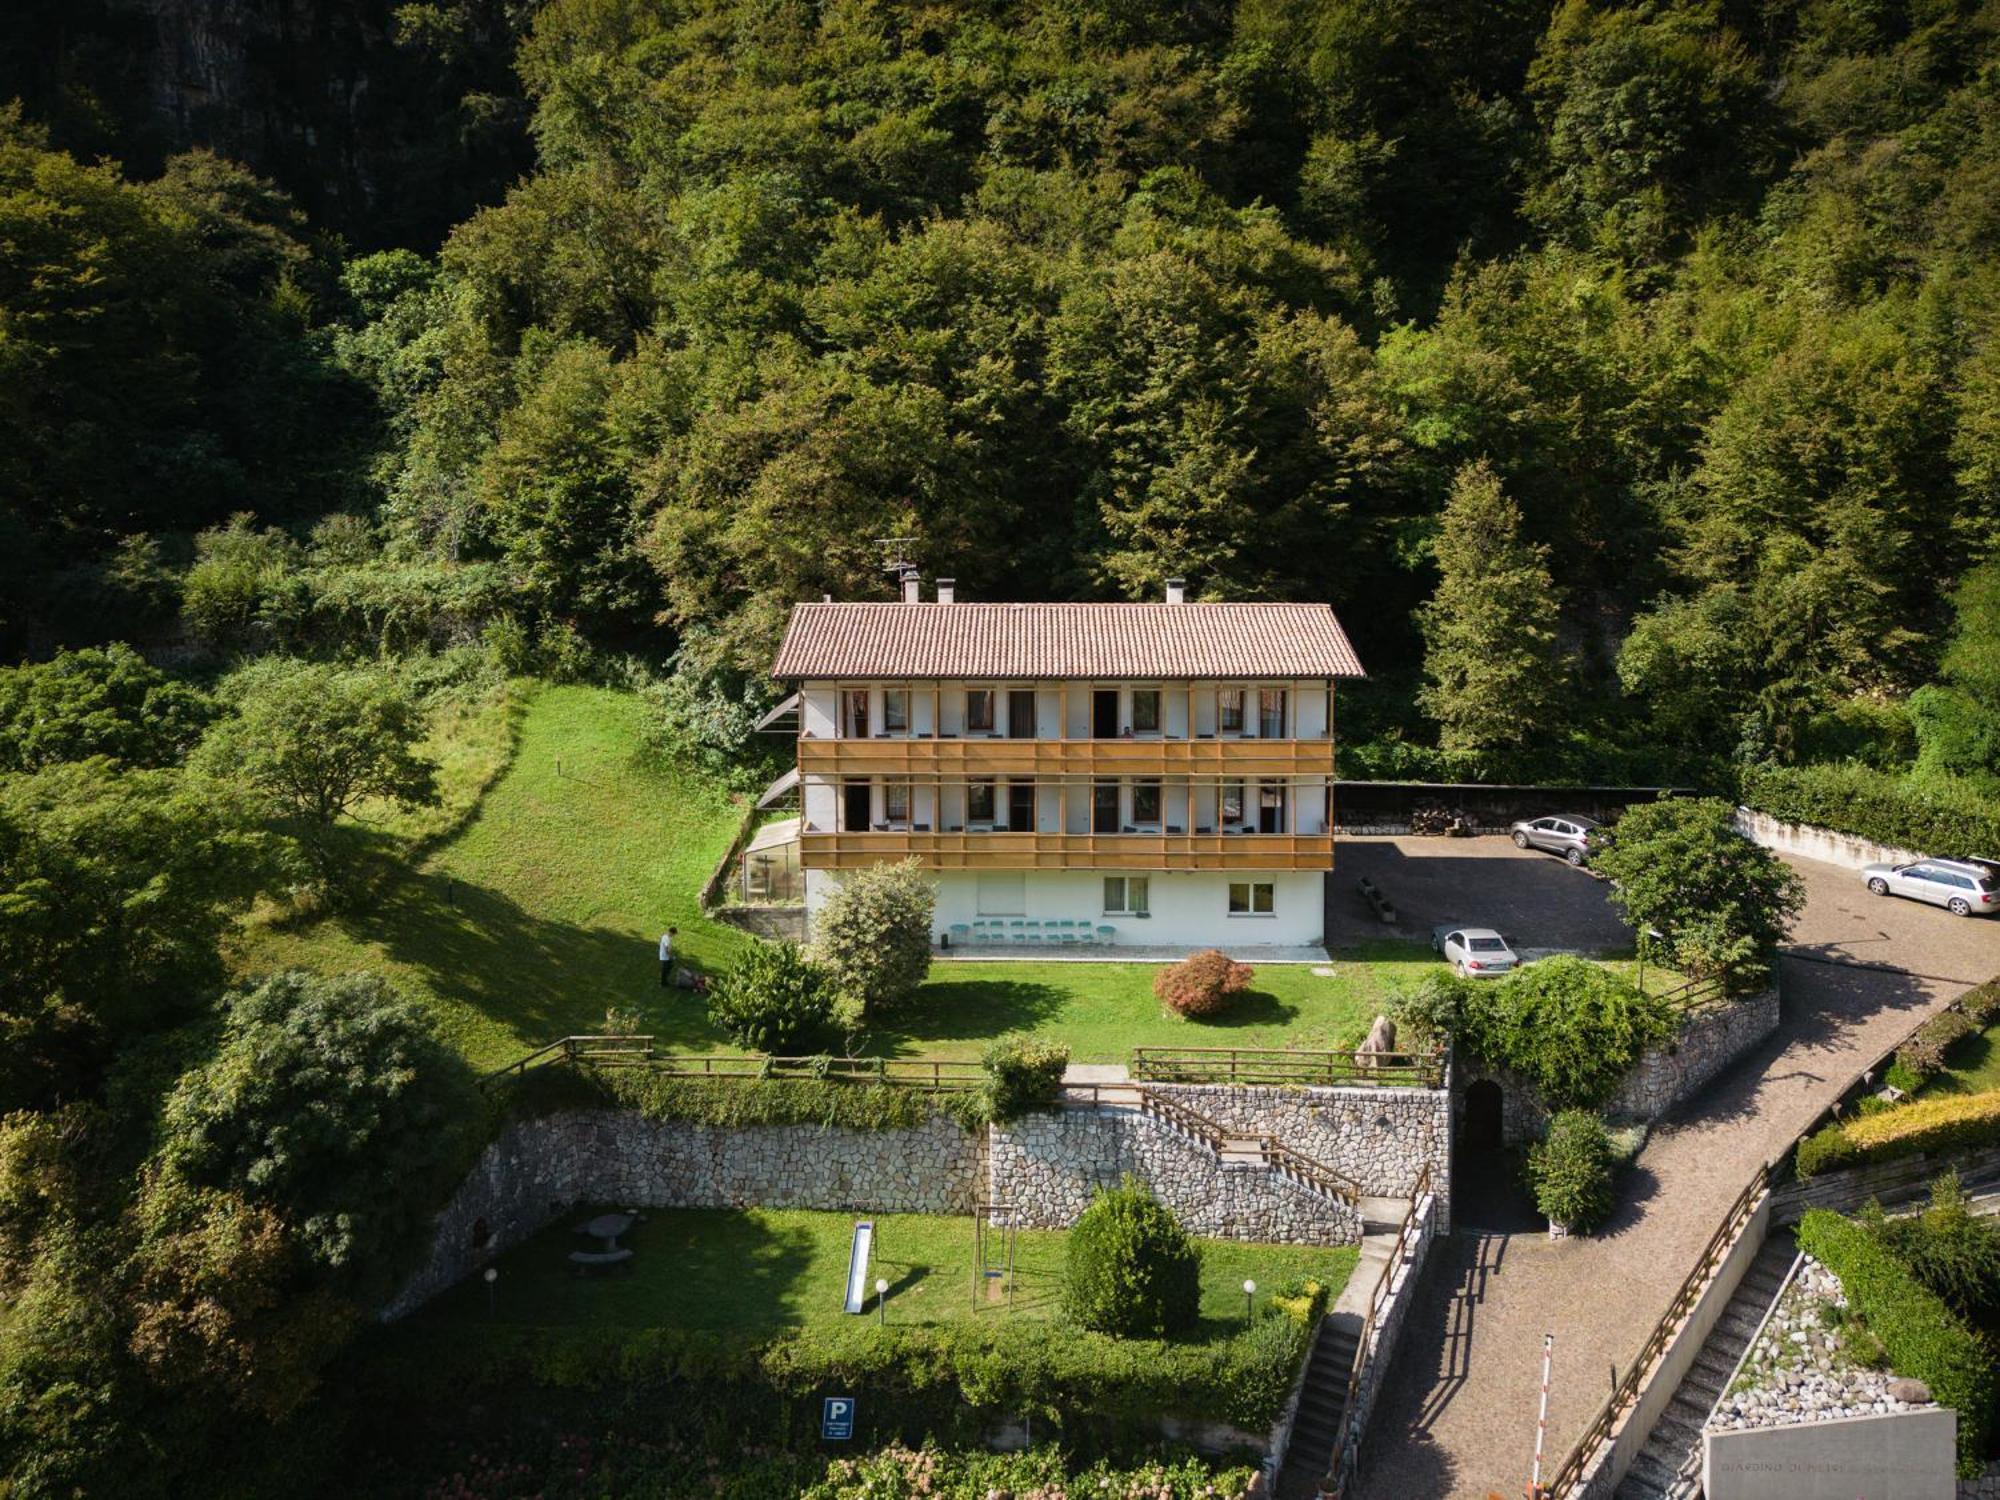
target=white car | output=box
[1431,924,1520,978]
[1861,859,2000,918]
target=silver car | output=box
[1510,814,1602,867]
[1431,924,1519,978]
[1862,858,2000,918]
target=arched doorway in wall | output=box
[1462,1078,1504,1153]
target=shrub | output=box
[1527,1111,1615,1233]
[1798,1208,1995,1475]
[1387,973,1473,1049]
[1062,1180,1201,1339]
[981,1035,1070,1122]
[1154,950,1255,1019]
[0,645,216,772]
[1797,1089,2000,1178]
[1867,1173,2000,1327]
[1739,761,2000,862]
[1894,1009,1977,1087]
[1961,977,2000,1026]
[1458,956,1674,1111]
[812,859,935,1016]
[1593,798,1805,980]
[703,942,836,1053]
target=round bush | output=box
[704,941,835,1052]
[981,1034,1070,1122]
[1527,1110,1615,1233]
[1154,950,1254,1020]
[1062,1179,1202,1338]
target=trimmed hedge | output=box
[1892,1008,1979,1091]
[505,1062,992,1132]
[1796,1088,2000,1179]
[1796,1209,1995,1475]
[980,1034,1070,1123]
[1739,761,2000,858]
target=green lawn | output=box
[1918,1022,2000,1098]
[419,1206,1356,1339]
[236,682,1444,1072]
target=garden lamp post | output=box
[1243,1279,1256,1324]
[483,1265,498,1318]
[876,1277,889,1325]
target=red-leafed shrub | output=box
[1154,950,1254,1019]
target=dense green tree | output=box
[1061,1179,1201,1339]
[1416,461,1564,755]
[811,859,935,1018]
[0,647,215,773]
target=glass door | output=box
[1007,689,1037,738]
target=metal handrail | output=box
[1540,1162,1773,1497]
[1135,1088,1232,1151]
[1319,1160,1434,1499]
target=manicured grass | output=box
[420,1206,1356,1339]
[232,684,758,1071]
[1919,1023,2000,1098]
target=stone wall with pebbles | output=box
[1711,1254,1939,1433]
[384,1108,981,1319]
[1140,1080,1453,1227]
[988,1109,1364,1245]
[1962,1460,2000,1498]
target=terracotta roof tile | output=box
[771,602,1365,680]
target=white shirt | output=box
[658,933,673,961]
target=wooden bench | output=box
[568,1248,635,1275]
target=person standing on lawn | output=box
[658,926,677,988]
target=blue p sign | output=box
[821,1396,855,1441]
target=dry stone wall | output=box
[989,1108,1363,1245]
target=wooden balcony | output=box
[798,829,1335,871]
[797,735,1334,780]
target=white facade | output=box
[805,867,1326,951]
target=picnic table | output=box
[569,1211,638,1274]
[579,1212,635,1250]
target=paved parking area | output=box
[1327,834,1632,955]
[1349,846,2000,1500]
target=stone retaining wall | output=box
[385,1109,981,1319]
[989,1108,1363,1245]
[1459,986,1781,1145]
[1331,1189,1439,1482]
[1962,1460,2000,1498]
[1143,1080,1453,1229]
[1772,1144,2000,1224]
[1734,807,1925,873]
[714,904,807,942]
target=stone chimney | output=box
[936,578,956,604]
[1165,577,1186,604]
[900,567,921,604]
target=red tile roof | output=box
[771,602,1365,680]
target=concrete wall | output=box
[384,1109,983,1319]
[1571,1194,1773,1500]
[1324,1186,1440,1489]
[1333,782,1693,834]
[989,1107,1363,1245]
[1734,807,1925,873]
[1772,1144,2000,1225]
[1704,1407,1957,1500]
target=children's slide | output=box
[843,1221,875,1315]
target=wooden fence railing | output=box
[480,1039,985,1092]
[1539,1160,1774,1497]
[1131,1045,1446,1089]
[1259,1135,1364,1208]
[1134,1089,1363,1207]
[1319,1161,1434,1499]
[1135,1087,1232,1151]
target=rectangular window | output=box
[1093,781,1119,834]
[1008,781,1035,830]
[966,688,995,734]
[968,779,996,823]
[1132,688,1161,734]
[1007,689,1037,739]
[1228,881,1275,916]
[1259,783,1287,833]
[1218,687,1246,734]
[1259,688,1287,739]
[842,688,871,739]
[1221,781,1245,826]
[883,689,910,735]
[843,780,871,832]
[884,782,911,827]
[1132,781,1162,825]
[1103,876,1150,914]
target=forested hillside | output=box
[8,0,2000,792]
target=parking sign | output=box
[821,1396,855,1441]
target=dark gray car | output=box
[1509,814,1602,867]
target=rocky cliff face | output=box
[9,0,530,248]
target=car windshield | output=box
[1468,937,1509,952]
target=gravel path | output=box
[1349,846,2000,1500]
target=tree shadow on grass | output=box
[339,866,735,1055]
[1196,987,1299,1029]
[865,979,1068,1053]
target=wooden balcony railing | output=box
[798,829,1335,871]
[799,735,1333,780]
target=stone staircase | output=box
[1614,1228,1797,1500]
[1275,1223,1403,1499]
